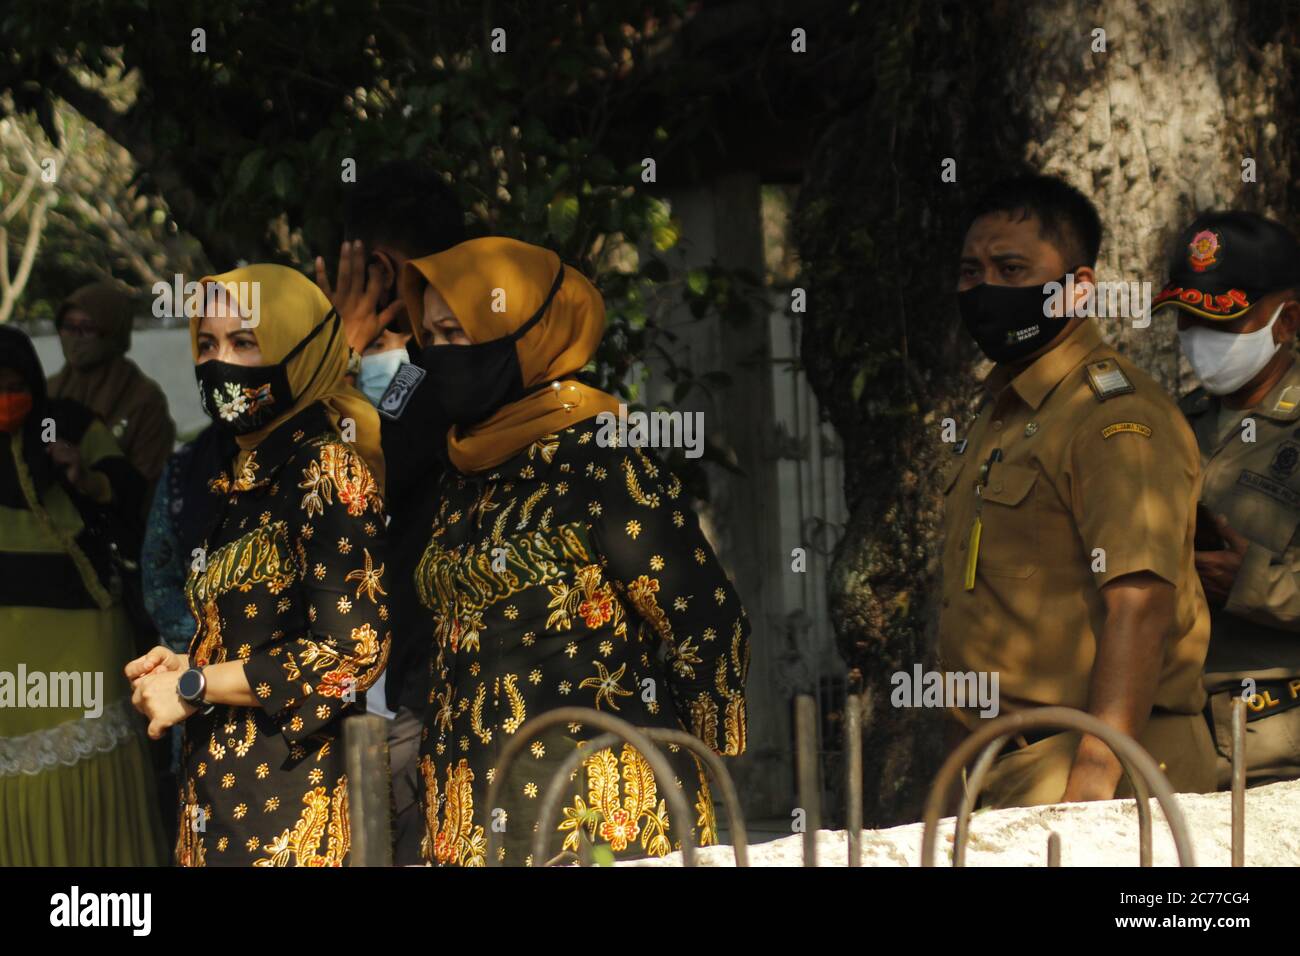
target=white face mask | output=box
[1178,302,1287,396]
[358,348,409,405]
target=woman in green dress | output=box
[399,237,750,866]
[0,326,165,866]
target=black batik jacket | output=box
[176,403,390,866]
[416,424,749,866]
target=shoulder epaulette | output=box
[1272,385,1300,414]
[1084,359,1135,402]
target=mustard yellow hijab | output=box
[400,237,621,473]
[189,264,385,491]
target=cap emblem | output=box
[1188,229,1221,272]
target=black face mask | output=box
[195,310,339,434]
[416,266,565,428]
[957,274,1073,363]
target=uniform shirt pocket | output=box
[976,462,1039,578]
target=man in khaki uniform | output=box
[940,175,1216,808]
[1155,211,1300,788]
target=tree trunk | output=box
[794,0,1297,827]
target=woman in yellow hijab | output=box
[126,264,391,866]
[400,237,750,866]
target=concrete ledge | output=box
[619,779,1300,866]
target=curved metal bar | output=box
[794,694,820,866]
[846,693,862,868]
[952,731,1013,867]
[1129,770,1154,867]
[921,707,1196,867]
[954,728,1155,867]
[529,726,749,867]
[532,731,622,866]
[640,727,749,867]
[1231,696,1246,867]
[484,707,697,867]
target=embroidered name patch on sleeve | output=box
[1101,421,1152,439]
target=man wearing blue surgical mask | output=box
[358,324,413,406]
[1160,210,1300,789]
[315,159,466,866]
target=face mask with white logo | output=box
[358,348,409,406]
[1178,302,1287,396]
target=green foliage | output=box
[0,0,763,404]
[0,99,210,324]
[792,0,1031,504]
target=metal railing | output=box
[919,706,1195,866]
[342,693,1253,867]
[481,706,753,867]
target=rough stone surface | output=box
[622,779,1300,867]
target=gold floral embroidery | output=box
[491,498,518,546]
[422,756,486,867]
[432,683,455,735]
[209,453,261,494]
[518,483,549,529]
[417,525,591,624]
[667,636,703,680]
[209,712,258,760]
[468,484,500,528]
[299,442,381,518]
[286,623,389,701]
[175,777,209,867]
[559,745,671,856]
[414,424,749,865]
[185,523,297,664]
[528,436,560,463]
[501,673,527,734]
[689,692,719,753]
[254,777,350,867]
[621,456,661,508]
[625,574,671,642]
[578,660,633,711]
[470,683,491,744]
[694,763,717,846]
[344,547,387,602]
[546,564,626,636]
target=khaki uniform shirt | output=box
[1182,360,1300,686]
[938,319,1209,720]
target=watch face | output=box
[178,669,203,701]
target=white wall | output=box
[33,328,207,441]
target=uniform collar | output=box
[985,318,1104,411]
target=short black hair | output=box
[965,174,1103,268]
[342,159,467,258]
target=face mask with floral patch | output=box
[194,312,337,434]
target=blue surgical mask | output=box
[358,348,409,406]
